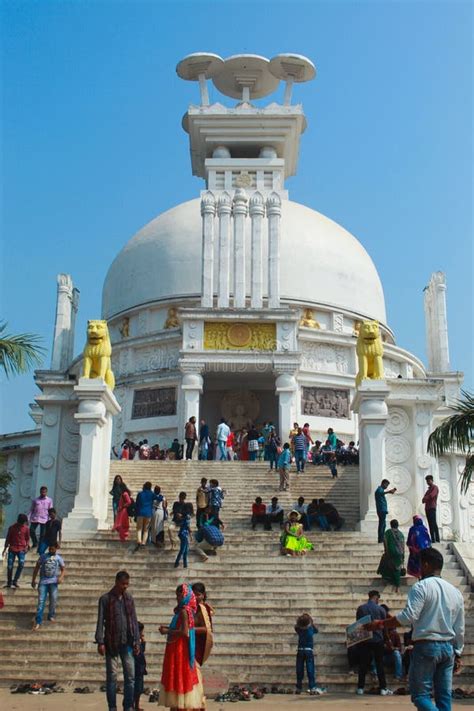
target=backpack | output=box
[41,554,59,580]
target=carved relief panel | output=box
[301,387,350,419]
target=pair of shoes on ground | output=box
[356,688,393,696]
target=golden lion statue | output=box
[355,320,384,387]
[82,320,115,390]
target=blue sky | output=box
[1,0,472,433]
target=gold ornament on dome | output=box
[204,322,276,351]
[300,308,320,329]
[164,307,180,329]
[234,171,253,188]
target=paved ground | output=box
[1,690,472,710]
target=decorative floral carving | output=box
[388,495,413,524]
[440,503,453,525]
[417,454,433,470]
[21,453,34,475]
[386,436,411,464]
[386,408,409,435]
[439,479,451,503]
[40,454,55,470]
[386,465,412,494]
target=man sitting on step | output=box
[317,499,344,531]
[264,497,284,531]
[251,497,267,530]
[293,497,309,530]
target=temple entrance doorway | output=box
[200,371,278,438]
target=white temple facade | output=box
[1,53,472,541]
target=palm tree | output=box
[427,390,474,494]
[0,320,45,377]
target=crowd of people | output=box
[2,485,65,630]
[93,542,464,711]
[114,420,359,470]
[109,475,225,566]
[2,444,465,710]
[374,474,443,591]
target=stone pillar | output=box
[180,368,203,434]
[267,192,281,308]
[351,381,390,535]
[249,191,265,308]
[68,287,80,364]
[424,272,450,372]
[232,188,248,308]
[62,378,120,536]
[200,191,216,308]
[51,274,79,371]
[275,372,297,440]
[217,192,232,308]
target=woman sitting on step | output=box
[281,511,314,557]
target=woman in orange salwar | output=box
[112,485,132,542]
[159,583,205,710]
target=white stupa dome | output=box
[102,198,387,324]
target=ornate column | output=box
[62,378,120,536]
[200,191,216,308]
[351,380,390,535]
[275,371,298,440]
[217,191,232,308]
[179,364,204,435]
[267,192,282,308]
[51,274,79,371]
[249,191,265,308]
[232,188,248,308]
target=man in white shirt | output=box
[264,497,284,531]
[216,418,231,461]
[293,496,309,530]
[368,547,464,711]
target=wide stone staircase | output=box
[0,460,472,692]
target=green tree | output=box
[0,320,45,377]
[427,390,474,494]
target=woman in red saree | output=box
[192,582,214,667]
[112,485,131,542]
[159,583,205,710]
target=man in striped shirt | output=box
[292,428,307,473]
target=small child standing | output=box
[134,621,147,711]
[174,513,191,569]
[294,613,325,695]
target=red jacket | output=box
[6,523,30,552]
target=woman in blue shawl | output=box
[407,515,432,578]
[159,583,205,709]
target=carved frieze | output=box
[203,322,276,351]
[301,387,350,419]
[131,387,177,419]
[300,343,349,374]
